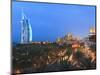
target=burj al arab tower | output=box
[21,10,32,43]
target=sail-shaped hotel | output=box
[21,10,32,43]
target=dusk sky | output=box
[12,1,96,43]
